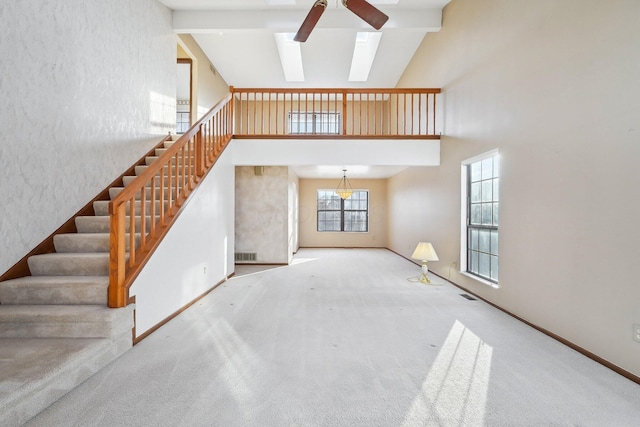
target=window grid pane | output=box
[289,112,341,135]
[317,190,368,232]
[467,154,499,283]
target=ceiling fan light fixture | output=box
[295,0,388,42]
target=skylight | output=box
[348,32,382,82]
[274,33,304,82]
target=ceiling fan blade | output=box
[342,0,389,30]
[294,0,328,42]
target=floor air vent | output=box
[235,252,257,262]
[460,293,477,301]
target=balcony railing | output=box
[231,87,441,139]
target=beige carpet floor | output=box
[23,248,640,426]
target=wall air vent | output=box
[235,252,257,262]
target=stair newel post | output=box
[108,202,128,308]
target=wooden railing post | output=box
[108,203,127,308]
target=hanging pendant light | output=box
[335,169,353,199]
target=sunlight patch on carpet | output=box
[402,320,493,426]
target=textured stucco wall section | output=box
[235,166,290,264]
[0,0,175,273]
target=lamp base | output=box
[420,262,431,284]
[407,260,442,285]
[418,273,431,284]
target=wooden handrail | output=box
[231,87,441,139]
[108,93,233,308]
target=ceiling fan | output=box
[294,0,389,42]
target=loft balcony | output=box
[230,87,442,139]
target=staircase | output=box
[0,140,177,426]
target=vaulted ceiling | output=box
[158,0,451,89]
[158,0,450,179]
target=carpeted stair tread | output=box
[0,276,107,305]
[27,253,112,276]
[134,164,188,177]
[53,233,139,253]
[75,215,153,233]
[0,304,120,320]
[144,155,194,165]
[122,175,171,186]
[0,304,134,339]
[0,333,132,426]
[109,186,172,200]
[93,200,168,216]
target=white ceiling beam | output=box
[172,8,443,33]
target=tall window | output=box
[289,112,341,135]
[176,111,190,134]
[463,152,499,283]
[317,190,368,232]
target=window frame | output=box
[289,111,341,135]
[460,150,500,286]
[316,189,369,232]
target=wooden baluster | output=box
[366,93,369,135]
[432,92,437,136]
[252,91,256,136]
[139,185,146,255]
[419,92,424,136]
[345,93,349,136]
[128,197,136,267]
[196,123,204,178]
[397,92,401,135]
[374,92,378,135]
[275,91,279,134]
[166,159,172,222]
[149,176,156,236]
[160,167,166,227]
[180,145,186,201]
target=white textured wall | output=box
[130,148,235,336]
[0,0,175,273]
[390,0,640,376]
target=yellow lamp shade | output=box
[411,242,439,261]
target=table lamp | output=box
[411,242,439,284]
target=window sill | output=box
[460,271,500,289]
